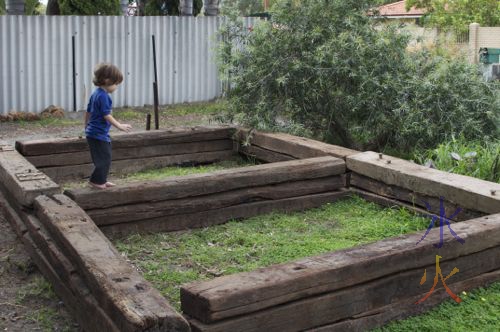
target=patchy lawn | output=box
[113,195,430,311]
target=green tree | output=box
[406,0,500,32]
[59,0,121,15]
[25,0,44,14]
[0,0,44,15]
[143,0,202,16]
[218,0,499,152]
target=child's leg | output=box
[87,138,112,185]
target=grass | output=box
[113,100,227,122]
[26,308,74,332]
[113,196,430,311]
[16,275,56,304]
[16,117,81,127]
[414,137,500,183]
[13,276,74,332]
[62,156,256,190]
[118,157,255,183]
[374,282,500,332]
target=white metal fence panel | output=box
[0,15,250,114]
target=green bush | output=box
[59,0,121,15]
[144,0,203,16]
[415,137,500,183]
[217,0,500,153]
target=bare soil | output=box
[0,109,213,331]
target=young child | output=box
[85,63,132,189]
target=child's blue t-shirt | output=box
[85,88,112,142]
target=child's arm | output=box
[104,114,132,132]
[84,112,90,128]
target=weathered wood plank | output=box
[0,149,60,206]
[16,127,236,156]
[42,150,235,183]
[350,173,485,221]
[0,192,120,332]
[349,188,443,222]
[66,156,346,209]
[234,129,358,160]
[101,191,349,237]
[22,213,77,280]
[89,176,346,226]
[237,144,295,163]
[27,139,233,167]
[180,213,500,323]
[34,194,190,332]
[0,191,28,237]
[309,269,500,332]
[346,151,500,214]
[187,245,500,331]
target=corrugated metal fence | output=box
[0,15,255,114]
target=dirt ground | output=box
[0,108,213,331]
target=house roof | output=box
[376,1,426,18]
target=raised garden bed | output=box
[113,195,430,311]
[0,126,499,332]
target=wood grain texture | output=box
[66,156,346,209]
[237,144,295,163]
[350,173,485,221]
[181,213,500,323]
[101,191,349,237]
[42,150,235,183]
[233,129,359,160]
[346,151,500,214]
[28,139,233,167]
[0,149,60,206]
[16,127,236,156]
[308,269,500,332]
[34,195,190,332]
[0,192,120,332]
[186,246,500,331]
[88,176,346,225]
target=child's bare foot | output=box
[88,182,107,189]
[105,182,116,187]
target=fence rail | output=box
[0,15,255,114]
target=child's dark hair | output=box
[93,63,124,86]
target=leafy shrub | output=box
[217,0,500,153]
[415,137,500,183]
[59,0,121,15]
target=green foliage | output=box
[59,0,121,15]
[63,156,254,189]
[0,0,44,14]
[406,0,500,32]
[415,137,500,182]
[114,196,430,310]
[144,0,203,16]
[117,157,254,182]
[374,282,500,331]
[217,0,500,153]
[25,0,45,15]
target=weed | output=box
[26,307,74,332]
[114,196,430,311]
[16,276,56,304]
[415,137,500,183]
[373,282,500,331]
[119,157,255,182]
[112,100,228,122]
